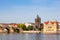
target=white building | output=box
[24,23,32,28]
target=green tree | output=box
[35,26,43,31]
[27,25,33,30]
[18,24,26,30]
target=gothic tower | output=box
[35,15,41,28]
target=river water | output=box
[0,33,60,40]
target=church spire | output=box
[36,14,41,20]
[35,14,41,28]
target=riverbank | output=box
[22,31,41,33]
[0,31,41,34]
[0,30,60,34]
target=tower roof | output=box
[36,14,41,19]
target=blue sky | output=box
[0,0,60,23]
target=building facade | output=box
[58,22,60,31]
[43,20,58,33]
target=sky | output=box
[0,0,60,23]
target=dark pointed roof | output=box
[36,14,41,20]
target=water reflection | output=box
[55,34,59,40]
[35,33,42,40]
[42,34,58,40]
[25,34,35,40]
[0,33,59,40]
[25,34,28,40]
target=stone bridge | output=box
[0,27,22,33]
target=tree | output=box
[18,24,26,30]
[35,26,43,31]
[27,25,33,30]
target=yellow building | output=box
[43,20,58,33]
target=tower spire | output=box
[36,14,41,20]
[35,15,41,28]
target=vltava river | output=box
[0,33,60,40]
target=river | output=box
[0,33,60,40]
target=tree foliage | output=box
[18,24,26,30]
[27,25,33,30]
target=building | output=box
[24,23,32,28]
[58,22,60,31]
[9,23,18,28]
[35,15,41,28]
[43,20,58,33]
[0,23,8,28]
